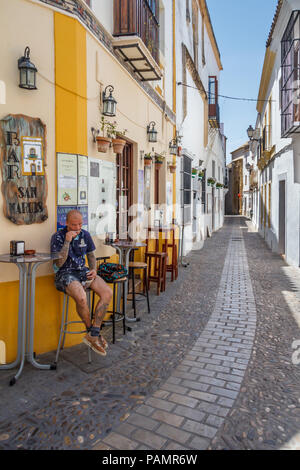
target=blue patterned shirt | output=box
[50,227,96,273]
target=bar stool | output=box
[144,235,167,295]
[101,277,127,344]
[163,227,178,281]
[55,289,92,364]
[128,261,150,318]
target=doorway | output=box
[278,180,286,255]
[116,142,133,239]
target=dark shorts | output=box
[55,268,92,293]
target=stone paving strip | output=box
[93,226,257,450]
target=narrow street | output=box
[0,216,299,451]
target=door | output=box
[278,180,286,255]
[116,142,133,239]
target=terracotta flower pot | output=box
[155,161,163,170]
[112,138,126,154]
[96,136,111,153]
[169,165,177,174]
[144,158,152,166]
[177,146,182,156]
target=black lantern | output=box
[169,138,177,155]
[147,121,158,143]
[18,47,37,90]
[102,85,117,117]
[247,125,255,140]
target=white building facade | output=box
[251,0,300,267]
[175,0,226,255]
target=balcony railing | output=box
[113,0,160,65]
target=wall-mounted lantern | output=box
[169,138,177,155]
[18,47,37,90]
[147,121,158,143]
[102,85,117,117]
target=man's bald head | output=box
[66,210,83,234]
[66,209,83,222]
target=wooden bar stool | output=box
[163,227,178,281]
[128,260,150,318]
[144,234,167,295]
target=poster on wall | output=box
[57,205,88,231]
[77,155,88,205]
[57,153,78,206]
[0,114,48,225]
[88,158,116,237]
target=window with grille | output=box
[281,10,300,137]
[181,155,192,224]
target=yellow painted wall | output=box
[0,1,176,362]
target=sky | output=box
[206,0,278,162]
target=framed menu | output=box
[57,153,78,206]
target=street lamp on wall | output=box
[18,47,37,90]
[247,125,261,142]
[102,85,117,117]
[147,121,158,143]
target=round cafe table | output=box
[0,252,60,386]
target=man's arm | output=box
[86,251,97,280]
[54,239,71,268]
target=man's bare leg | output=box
[89,276,113,328]
[65,281,91,330]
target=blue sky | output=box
[206,0,278,162]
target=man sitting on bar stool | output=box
[50,209,112,356]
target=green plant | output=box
[100,116,112,138]
[207,177,216,186]
[101,118,128,139]
[144,152,153,160]
[155,152,166,163]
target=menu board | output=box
[77,155,88,205]
[57,153,78,206]
[88,158,116,237]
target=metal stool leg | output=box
[112,283,116,344]
[55,293,67,364]
[123,280,126,335]
[144,268,150,314]
[132,268,137,319]
[86,290,92,364]
[61,295,69,350]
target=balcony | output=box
[281,10,300,137]
[208,76,220,128]
[112,0,162,81]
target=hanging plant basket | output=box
[155,161,163,170]
[112,138,126,154]
[169,164,177,174]
[96,136,111,153]
[192,169,197,179]
[144,157,152,166]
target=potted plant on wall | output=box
[192,168,198,179]
[207,177,216,187]
[198,170,205,181]
[96,116,112,153]
[155,152,165,170]
[168,163,177,174]
[144,152,153,166]
[107,121,127,154]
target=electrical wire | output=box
[177,82,276,102]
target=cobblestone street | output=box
[0,216,300,450]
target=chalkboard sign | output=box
[0,114,48,225]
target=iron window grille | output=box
[281,10,300,137]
